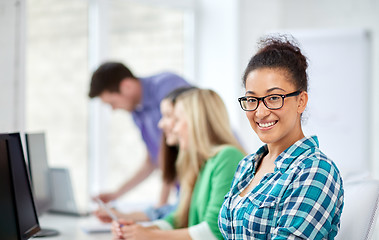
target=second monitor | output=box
[25,132,59,237]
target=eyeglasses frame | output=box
[238,90,302,111]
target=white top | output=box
[153,220,217,240]
[230,194,246,210]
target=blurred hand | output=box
[124,223,157,240]
[94,207,118,223]
[112,219,134,240]
[92,192,118,203]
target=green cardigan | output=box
[164,146,244,239]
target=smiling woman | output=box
[243,67,307,146]
[218,35,344,239]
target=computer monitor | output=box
[0,133,41,240]
[24,132,59,237]
[25,133,52,215]
[0,137,19,240]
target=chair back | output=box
[336,179,379,240]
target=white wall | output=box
[293,30,371,180]
[193,0,241,133]
[0,0,25,133]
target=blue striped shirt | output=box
[218,136,344,239]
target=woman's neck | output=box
[265,129,305,163]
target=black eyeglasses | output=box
[238,91,301,111]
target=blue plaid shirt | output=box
[218,136,344,240]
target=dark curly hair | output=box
[243,34,308,92]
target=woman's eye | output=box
[268,96,280,101]
[247,98,257,103]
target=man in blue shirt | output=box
[88,62,191,211]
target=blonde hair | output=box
[174,89,244,228]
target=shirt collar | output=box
[135,77,153,112]
[249,145,268,174]
[275,135,319,172]
[252,136,319,173]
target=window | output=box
[105,1,186,202]
[27,0,191,207]
[26,0,89,209]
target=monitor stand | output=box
[34,227,60,237]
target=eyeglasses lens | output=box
[241,95,284,111]
[264,95,283,109]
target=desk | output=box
[38,213,112,240]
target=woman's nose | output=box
[255,101,270,118]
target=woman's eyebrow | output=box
[245,87,285,95]
[267,87,286,93]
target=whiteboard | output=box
[291,29,371,180]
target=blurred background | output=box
[1,0,379,236]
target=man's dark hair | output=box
[88,62,136,98]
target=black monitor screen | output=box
[8,133,40,239]
[25,133,52,215]
[0,138,18,240]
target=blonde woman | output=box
[112,89,245,240]
[95,87,196,223]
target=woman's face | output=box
[158,99,178,146]
[172,102,189,150]
[244,68,307,147]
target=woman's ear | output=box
[297,91,308,114]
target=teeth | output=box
[259,122,276,128]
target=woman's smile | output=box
[257,120,278,129]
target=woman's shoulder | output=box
[284,136,340,175]
[208,145,245,167]
[214,145,245,160]
[294,147,342,183]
